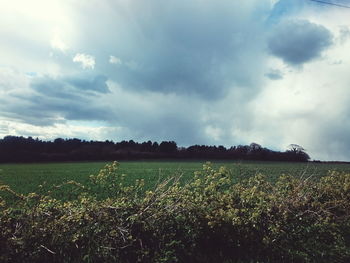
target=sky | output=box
[0,0,350,161]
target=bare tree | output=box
[288,144,305,153]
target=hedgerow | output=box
[0,162,349,262]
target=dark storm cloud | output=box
[0,74,110,126]
[78,0,271,100]
[268,19,333,65]
[64,75,109,93]
[32,74,110,97]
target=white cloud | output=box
[205,126,223,142]
[73,53,95,69]
[0,119,124,142]
[0,0,74,74]
[51,31,68,52]
[109,55,122,65]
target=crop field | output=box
[1,160,350,203]
[1,160,350,262]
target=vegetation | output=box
[2,160,350,204]
[0,136,310,162]
[1,162,350,262]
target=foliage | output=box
[0,162,349,262]
[3,160,350,204]
[0,135,310,162]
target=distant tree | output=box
[54,138,65,144]
[141,141,153,152]
[287,144,310,162]
[236,145,249,155]
[288,144,305,153]
[159,141,177,153]
[151,142,159,152]
[249,143,262,152]
[0,136,312,163]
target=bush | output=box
[0,162,349,262]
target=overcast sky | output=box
[0,0,350,160]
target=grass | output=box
[2,160,350,203]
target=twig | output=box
[40,244,56,254]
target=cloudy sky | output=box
[0,0,350,161]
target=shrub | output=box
[0,162,349,262]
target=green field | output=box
[1,160,350,201]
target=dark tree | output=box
[0,136,311,163]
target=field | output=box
[2,160,350,202]
[1,160,350,262]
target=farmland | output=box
[1,160,350,262]
[1,160,350,202]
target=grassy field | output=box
[1,160,350,203]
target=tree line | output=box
[0,136,310,163]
